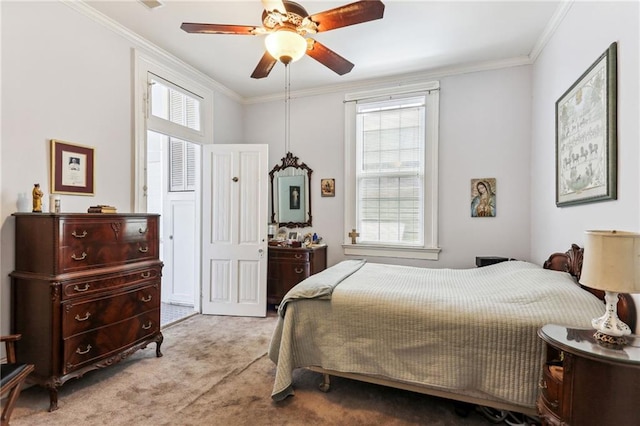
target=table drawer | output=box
[61,264,161,299]
[62,283,159,338]
[539,364,563,417]
[63,309,160,374]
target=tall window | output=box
[344,82,440,260]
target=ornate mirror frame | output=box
[270,152,312,227]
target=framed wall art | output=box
[51,139,95,195]
[470,178,496,217]
[555,42,617,207]
[321,178,335,197]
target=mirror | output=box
[270,152,312,228]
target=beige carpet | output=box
[10,312,504,425]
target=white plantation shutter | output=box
[148,74,201,193]
[150,74,201,132]
[170,138,197,192]
[356,96,425,245]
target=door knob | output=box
[232,177,239,182]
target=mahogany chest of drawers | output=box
[267,245,327,305]
[10,213,164,411]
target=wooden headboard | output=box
[543,243,637,331]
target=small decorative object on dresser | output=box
[32,183,43,212]
[267,245,327,306]
[10,213,163,411]
[537,324,640,425]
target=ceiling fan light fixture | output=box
[265,29,307,65]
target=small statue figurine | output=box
[32,183,44,212]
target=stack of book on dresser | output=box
[87,205,117,213]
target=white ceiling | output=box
[83,0,562,101]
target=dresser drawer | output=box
[60,217,158,272]
[63,309,160,374]
[60,242,158,272]
[61,264,161,299]
[61,217,154,246]
[269,249,310,262]
[62,283,159,338]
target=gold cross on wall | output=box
[348,228,360,244]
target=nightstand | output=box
[267,245,327,306]
[537,324,640,425]
[475,256,510,267]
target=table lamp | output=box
[580,230,640,345]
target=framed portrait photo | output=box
[321,178,335,197]
[555,42,617,207]
[51,139,95,195]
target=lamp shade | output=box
[581,230,640,293]
[265,29,307,65]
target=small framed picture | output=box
[288,231,299,241]
[50,139,95,195]
[321,178,335,197]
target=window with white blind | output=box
[344,82,441,260]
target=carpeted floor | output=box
[9,313,525,425]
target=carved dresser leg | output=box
[47,386,59,412]
[155,332,164,357]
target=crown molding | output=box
[63,0,242,103]
[529,0,573,62]
[64,0,567,106]
[244,55,533,105]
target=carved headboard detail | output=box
[543,243,637,332]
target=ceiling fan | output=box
[180,0,385,79]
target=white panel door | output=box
[165,199,197,305]
[201,144,268,316]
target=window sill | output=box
[342,244,441,260]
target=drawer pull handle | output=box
[138,227,148,234]
[76,344,92,355]
[72,230,88,238]
[141,295,152,303]
[71,252,87,261]
[538,378,547,389]
[138,246,149,253]
[294,254,303,259]
[73,283,90,292]
[294,268,304,274]
[142,321,153,330]
[141,271,151,278]
[75,312,91,322]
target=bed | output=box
[268,244,636,416]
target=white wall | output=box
[530,0,639,262]
[0,1,244,336]
[530,1,639,329]
[245,66,533,269]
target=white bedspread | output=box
[268,260,605,409]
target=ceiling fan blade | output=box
[251,52,278,79]
[261,0,286,14]
[306,40,354,75]
[180,23,258,35]
[309,0,385,32]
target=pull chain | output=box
[284,64,291,155]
